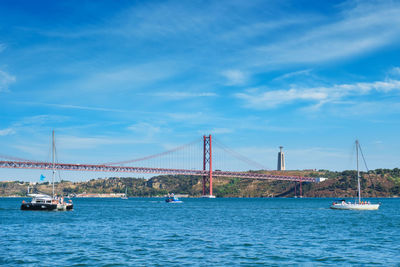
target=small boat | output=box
[165,193,183,203]
[330,140,380,210]
[21,194,73,211]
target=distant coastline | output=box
[1,168,399,198]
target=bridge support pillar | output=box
[299,181,302,198]
[203,135,214,197]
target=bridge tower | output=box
[277,146,285,171]
[202,135,214,197]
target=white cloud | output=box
[19,102,125,113]
[15,115,70,127]
[147,91,217,100]
[247,2,400,66]
[70,61,182,93]
[235,79,400,109]
[219,17,319,43]
[0,128,15,136]
[324,101,400,117]
[236,87,327,109]
[273,69,312,81]
[13,144,48,159]
[212,128,233,134]
[1,115,71,140]
[221,70,247,85]
[56,136,133,150]
[389,67,400,77]
[0,70,16,92]
[167,112,204,121]
[198,127,233,135]
[127,122,163,141]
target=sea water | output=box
[1,198,399,266]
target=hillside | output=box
[1,168,399,197]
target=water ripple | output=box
[1,197,399,265]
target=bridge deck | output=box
[0,160,317,182]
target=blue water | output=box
[1,198,399,266]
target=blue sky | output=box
[1,0,400,181]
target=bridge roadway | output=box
[0,160,317,182]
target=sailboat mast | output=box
[356,140,361,204]
[52,130,55,197]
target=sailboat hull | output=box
[330,203,380,210]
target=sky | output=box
[1,0,400,181]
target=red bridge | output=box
[0,134,320,197]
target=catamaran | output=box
[21,130,73,211]
[330,140,380,210]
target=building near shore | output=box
[277,146,285,171]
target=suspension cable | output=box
[213,138,266,170]
[101,139,200,166]
[0,154,36,162]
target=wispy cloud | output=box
[15,115,70,127]
[197,127,233,135]
[325,101,400,117]
[221,70,247,86]
[273,69,312,81]
[246,1,400,67]
[1,115,71,138]
[13,144,49,159]
[389,66,400,77]
[74,61,181,93]
[19,102,125,113]
[235,79,400,109]
[127,122,166,141]
[128,122,160,134]
[0,128,15,136]
[56,135,137,150]
[0,43,5,52]
[0,70,16,92]
[145,91,217,100]
[218,17,319,43]
[166,112,204,121]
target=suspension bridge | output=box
[0,135,321,197]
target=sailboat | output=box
[21,130,73,211]
[121,187,128,199]
[330,140,380,210]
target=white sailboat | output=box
[330,140,380,210]
[121,187,128,199]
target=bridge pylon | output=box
[202,135,214,198]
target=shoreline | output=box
[1,196,398,199]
